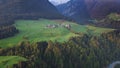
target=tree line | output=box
[0,25,18,39]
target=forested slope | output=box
[0,0,63,25]
[0,30,120,68]
[94,13,120,29]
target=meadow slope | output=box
[0,19,114,48]
[0,56,27,68]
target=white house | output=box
[65,24,71,29]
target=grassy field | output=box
[0,19,114,48]
[0,56,27,68]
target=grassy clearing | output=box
[86,25,114,35]
[0,56,27,68]
[0,19,114,48]
[0,19,78,48]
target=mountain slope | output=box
[85,0,120,19]
[0,19,114,48]
[57,0,90,23]
[95,13,120,29]
[0,0,63,25]
[57,0,120,23]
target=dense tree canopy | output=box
[0,25,18,39]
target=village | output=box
[45,23,71,29]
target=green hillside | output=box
[0,56,27,68]
[0,19,114,48]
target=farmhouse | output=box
[45,24,58,28]
[64,24,71,29]
[45,23,71,29]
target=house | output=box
[45,24,58,28]
[45,23,71,29]
[64,24,71,29]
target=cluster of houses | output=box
[45,23,71,29]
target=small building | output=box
[45,24,71,29]
[45,24,58,28]
[64,24,71,29]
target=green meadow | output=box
[0,56,27,68]
[0,19,114,48]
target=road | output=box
[108,61,120,68]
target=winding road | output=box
[108,61,120,68]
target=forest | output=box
[0,25,18,39]
[0,29,120,68]
[95,13,120,29]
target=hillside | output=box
[0,0,64,39]
[0,19,114,48]
[85,0,120,19]
[57,0,90,23]
[0,0,120,68]
[0,56,27,68]
[0,0,63,25]
[57,0,120,23]
[94,13,120,29]
[0,19,119,68]
[0,29,120,68]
